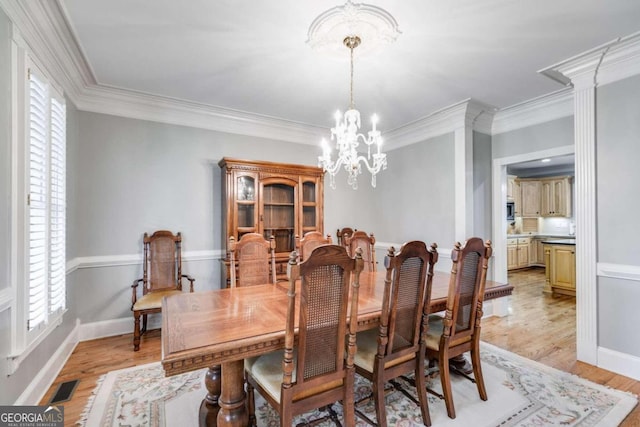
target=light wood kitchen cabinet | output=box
[507,237,530,270]
[543,242,576,296]
[508,176,521,216]
[519,181,541,217]
[219,158,324,284]
[540,177,572,217]
[530,238,545,266]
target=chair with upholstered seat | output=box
[131,230,195,351]
[345,230,376,271]
[245,245,364,427]
[229,233,276,287]
[425,238,492,419]
[295,231,332,261]
[354,241,438,427]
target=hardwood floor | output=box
[41,267,640,426]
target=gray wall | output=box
[596,73,640,356]
[68,110,362,323]
[492,117,573,159]
[369,132,456,249]
[473,131,492,241]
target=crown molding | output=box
[491,88,574,135]
[539,31,640,89]
[1,0,328,145]
[75,85,327,145]
[384,98,496,150]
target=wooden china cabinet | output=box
[219,158,325,284]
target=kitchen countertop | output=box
[507,234,575,239]
[541,238,576,245]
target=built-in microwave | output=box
[506,201,515,220]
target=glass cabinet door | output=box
[301,179,318,232]
[235,174,257,240]
[261,180,296,254]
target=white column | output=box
[454,125,473,243]
[573,81,598,365]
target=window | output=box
[8,31,68,372]
[26,66,66,336]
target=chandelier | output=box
[308,0,400,189]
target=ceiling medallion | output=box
[309,1,400,189]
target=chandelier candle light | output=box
[309,0,400,189]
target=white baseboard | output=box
[15,319,80,405]
[78,315,163,342]
[597,346,640,381]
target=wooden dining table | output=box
[161,269,513,427]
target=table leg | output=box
[216,360,249,427]
[199,365,221,427]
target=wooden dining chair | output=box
[425,237,492,419]
[336,227,354,250]
[354,241,438,427]
[245,245,364,427]
[345,230,376,271]
[295,231,332,261]
[228,233,276,287]
[131,230,195,351]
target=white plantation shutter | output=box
[27,66,66,332]
[49,97,66,315]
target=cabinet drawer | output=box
[517,237,530,244]
[507,239,518,246]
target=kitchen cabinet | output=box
[540,177,572,217]
[507,237,530,270]
[529,238,546,266]
[543,241,576,296]
[219,158,324,283]
[508,176,521,216]
[515,176,572,218]
[519,181,541,217]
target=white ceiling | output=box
[59,0,640,131]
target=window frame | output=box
[8,27,67,374]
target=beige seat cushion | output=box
[245,350,343,404]
[132,290,182,311]
[425,314,471,351]
[354,328,415,373]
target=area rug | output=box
[78,342,637,426]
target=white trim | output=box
[492,89,574,135]
[597,346,640,381]
[65,249,224,275]
[539,31,640,89]
[384,99,495,151]
[77,316,162,342]
[597,263,640,282]
[13,319,79,404]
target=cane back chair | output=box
[228,233,276,287]
[354,241,438,426]
[245,245,364,427]
[131,230,195,351]
[345,230,376,272]
[295,231,332,261]
[425,238,492,419]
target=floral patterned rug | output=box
[78,342,637,426]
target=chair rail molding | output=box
[65,249,223,275]
[597,263,640,282]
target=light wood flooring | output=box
[41,267,640,426]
